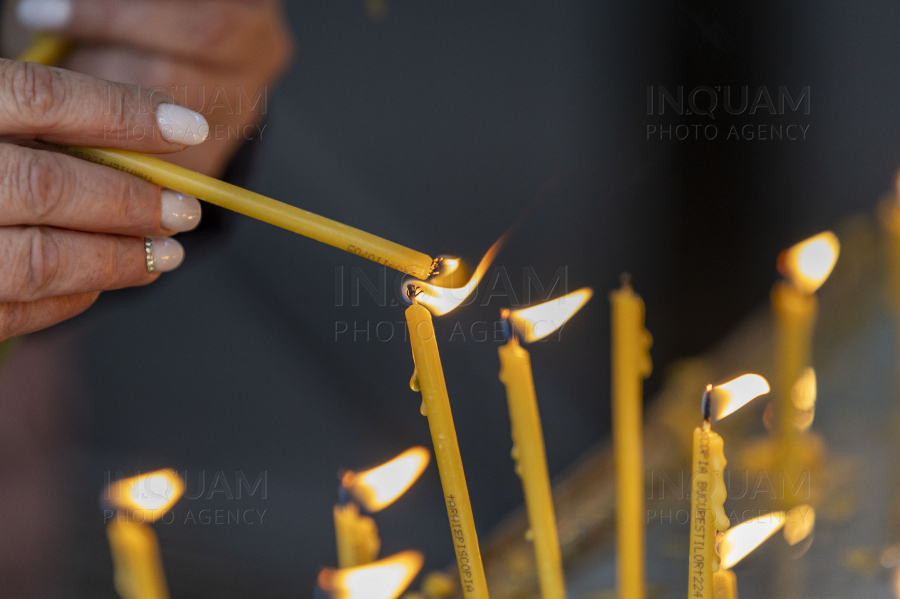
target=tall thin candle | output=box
[406,288,489,598]
[609,280,652,599]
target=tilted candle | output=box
[406,294,489,598]
[609,281,652,599]
[43,145,436,279]
[17,39,436,280]
[16,33,71,65]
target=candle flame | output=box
[792,368,817,431]
[106,469,184,521]
[317,551,424,599]
[783,505,816,546]
[343,447,430,512]
[507,287,594,342]
[711,374,770,421]
[718,511,787,570]
[777,231,840,294]
[408,238,504,316]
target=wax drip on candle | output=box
[406,286,427,415]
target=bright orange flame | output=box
[783,505,816,546]
[719,511,787,569]
[317,551,424,599]
[507,287,594,342]
[343,447,430,512]
[711,374,770,421]
[106,469,184,521]
[409,238,504,316]
[778,231,840,294]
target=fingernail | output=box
[149,237,185,273]
[160,190,202,232]
[16,0,72,31]
[156,104,209,146]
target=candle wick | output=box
[406,284,421,305]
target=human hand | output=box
[0,59,207,341]
[10,0,294,177]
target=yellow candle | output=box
[498,336,566,599]
[104,470,183,599]
[334,503,381,569]
[16,33,71,65]
[106,519,171,599]
[771,281,816,492]
[688,426,728,599]
[19,36,435,279]
[609,282,652,599]
[406,302,489,598]
[43,145,435,279]
[772,232,838,503]
[712,569,737,599]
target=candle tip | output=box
[702,384,713,423]
[619,272,632,288]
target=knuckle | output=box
[17,151,66,221]
[23,227,61,297]
[1,61,67,131]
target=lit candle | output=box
[405,289,489,597]
[609,280,652,599]
[498,287,594,599]
[689,377,770,599]
[104,469,184,599]
[713,507,815,599]
[7,39,437,383]
[335,447,431,569]
[772,232,839,497]
[16,36,436,281]
[317,550,424,599]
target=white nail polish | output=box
[156,104,209,146]
[160,190,202,232]
[150,238,185,273]
[16,0,72,31]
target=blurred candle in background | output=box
[609,280,652,599]
[772,232,838,503]
[335,447,430,569]
[104,469,184,599]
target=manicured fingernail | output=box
[160,190,202,232]
[156,104,209,146]
[16,0,72,30]
[149,237,184,273]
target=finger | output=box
[0,58,208,149]
[0,226,184,302]
[0,144,201,235]
[0,291,98,340]
[17,0,293,68]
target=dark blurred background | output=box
[5,1,900,597]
